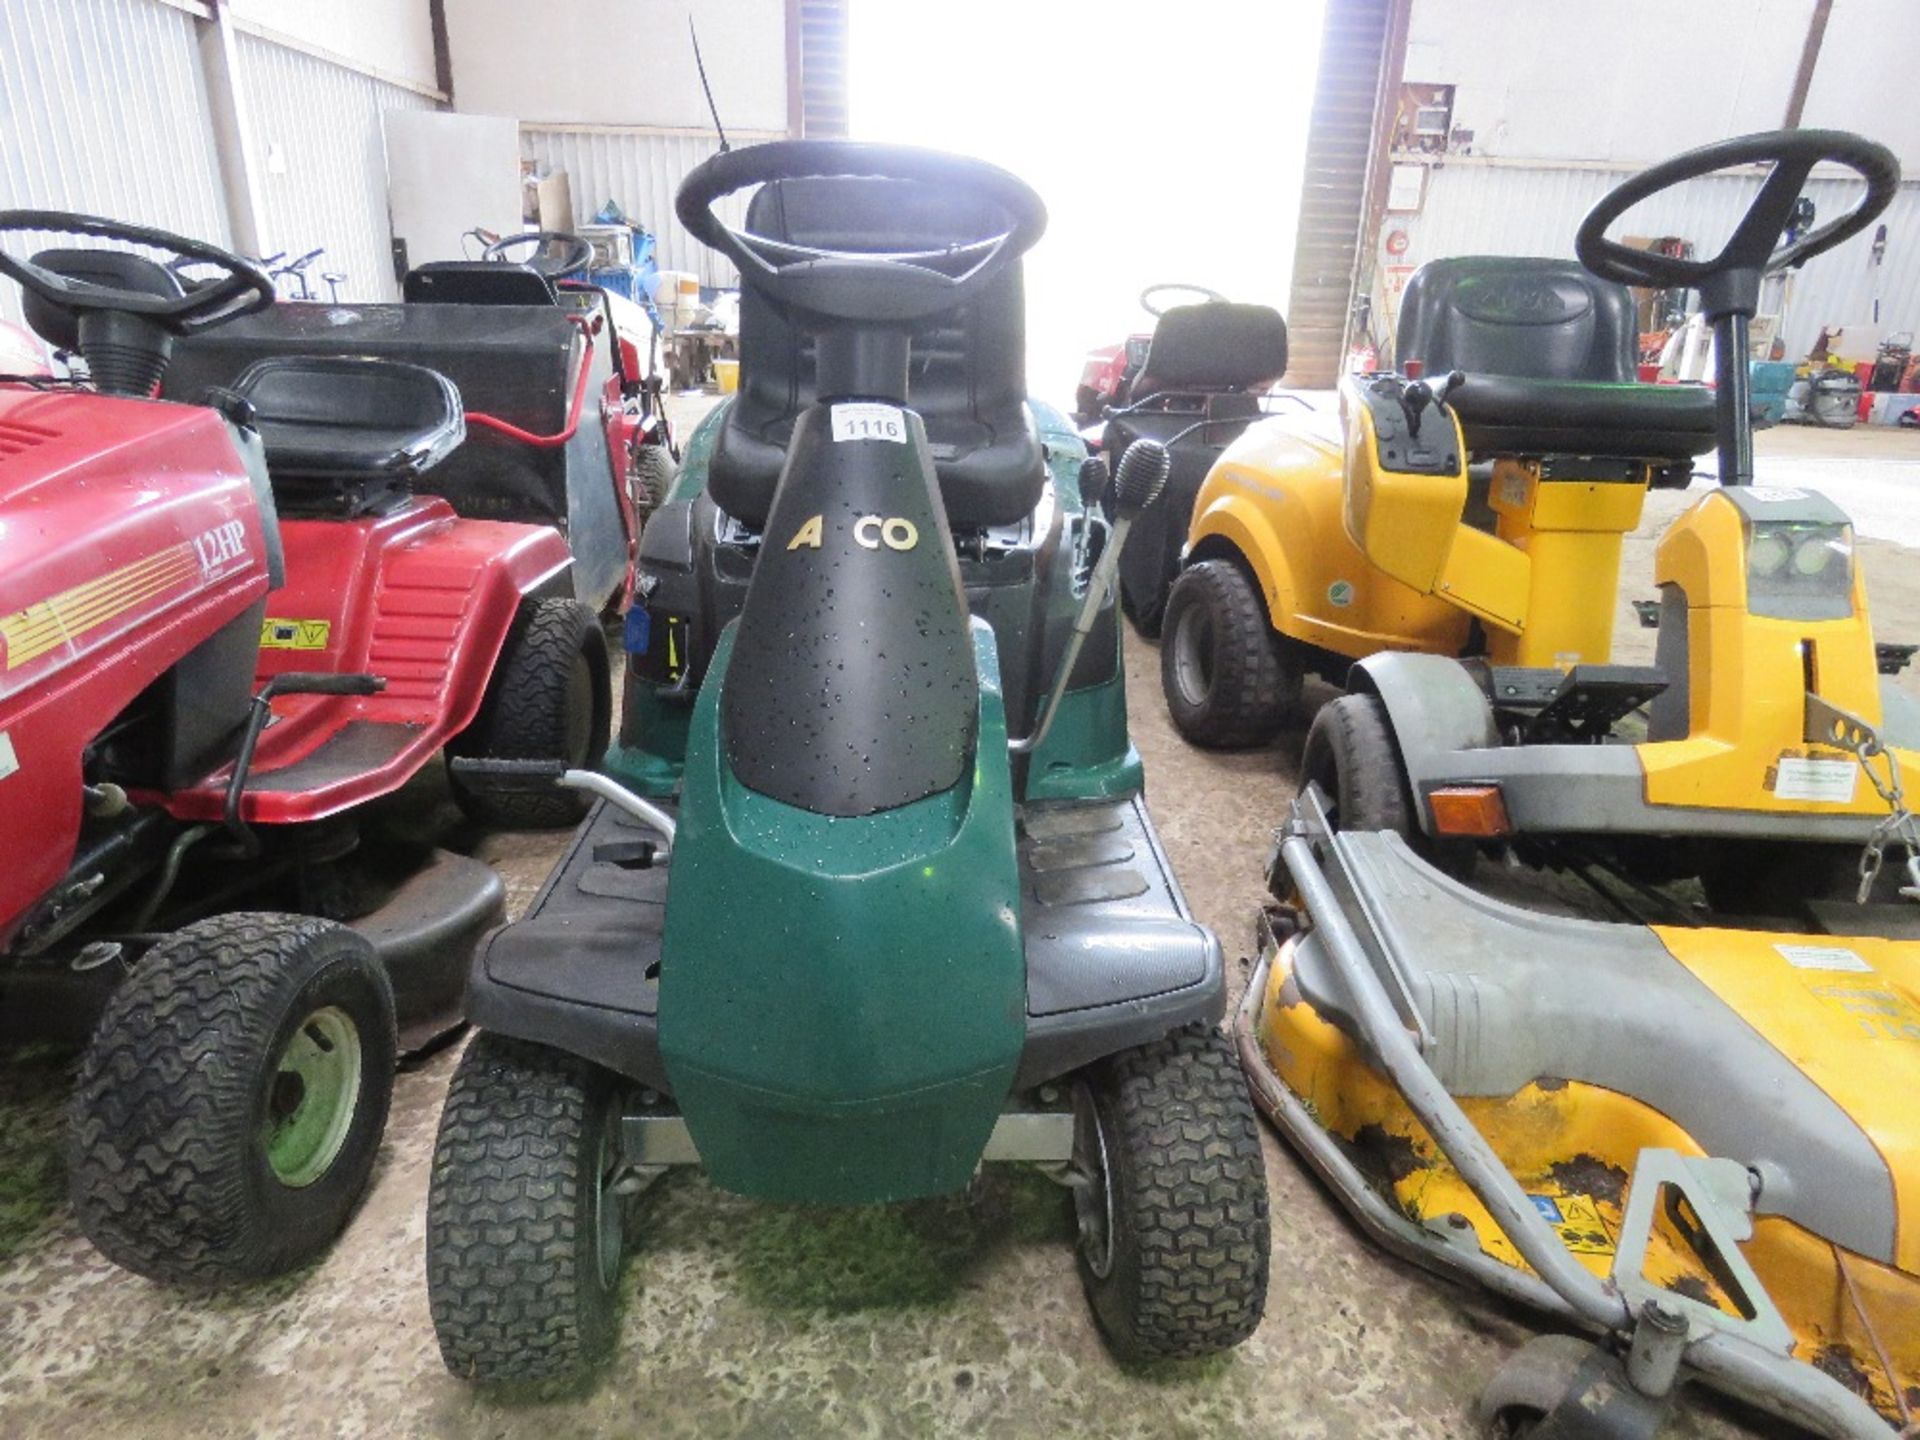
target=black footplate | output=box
[463,798,673,1089]
[1014,795,1224,1087]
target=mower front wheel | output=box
[450,597,611,829]
[68,913,397,1284]
[630,443,677,522]
[427,1034,629,1383]
[1160,560,1300,748]
[1303,693,1475,879]
[1072,1023,1269,1361]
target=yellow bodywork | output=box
[1185,378,1920,814]
[1187,376,1654,669]
[1257,934,1920,1422]
[1638,490,1916,813]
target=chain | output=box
[1836,726,1920,903]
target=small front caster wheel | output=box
[1072,1022,1270,1360]
[426,1034,629,1383]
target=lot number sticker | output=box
[1774,943,1873,973]
[831,403,907,443]
[1772,757,1857,803]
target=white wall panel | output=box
[520,126,762,289]
[0,0,229,325]
[1387,160,1920,360]
[235,32,436,302]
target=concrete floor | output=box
[2,416,1916,1439]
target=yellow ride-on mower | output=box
[1230,130,1920,1438]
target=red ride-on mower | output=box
[0,212,611,1284]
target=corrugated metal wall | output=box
[520,127,758,290]
[236,32,435,302]
[1284,0,1401,386]
[1388,160,1920,359]
[0,0,231,325]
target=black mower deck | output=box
[466,793,1222,1094]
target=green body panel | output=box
[657,619,1026,1205]
[611,396,1140,804]
[1021,673,1143,801]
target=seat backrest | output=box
[1394,257,1637,383]
[231,355,464,515]
[732,175,1028,436]
[1131,302,1288,398]
[404,261,557,306]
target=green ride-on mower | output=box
[424,140,1271,1381]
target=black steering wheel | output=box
[675,140,1047,323]
[483,231,595,279]
[0,211,273,334]
[1141,283,1226,317]
[1576,129,1899,318]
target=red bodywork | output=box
[1075,332,1153,417]
[0,382,568,946]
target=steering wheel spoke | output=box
[1575,129,1899,319]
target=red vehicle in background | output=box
[0,213,610,1288]
[1072,283,1225,424]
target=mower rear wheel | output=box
[1072,1023,1269,1361]
[427,1033,627,1383]
[1160,560,1300,748]
[1303,694,1475,879]
[630,443,677,522]
[67,913,396,1284]
[450,597,611,829]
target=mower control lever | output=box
[1013,440,1169,756]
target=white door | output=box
[383,111,522,272]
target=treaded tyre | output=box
[427,1033,627,1383]
[1303,693,1473,878]
[68,913,396,1285]
[450,596,611,829]
[630,443,677,521]
[1160,560,1300,748]
[1073,1023,1269,1361]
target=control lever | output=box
[1011,440,1169,755]
[1398,369,1466,438]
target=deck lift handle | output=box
[1574,129,1899,486]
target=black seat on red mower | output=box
[404,262,557,306]
[708,176,1046,530]
[1396,256,1715,462]
[232,356,464,514]
[1130,302,1288,400]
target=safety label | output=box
[0,730,16,781]
[1775,943,1873,973]
[1748,488,1810,503]
[1529,1193,1614,1255]
[260,618,332,651]
[831,403,908,444]
[1771,756,1857,803]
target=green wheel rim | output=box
[261,1005,363,1188]
[592,1107,623,1290]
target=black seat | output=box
[1395,257,1715,461]
[1129,301,1288,400]
[708,177,1045,530]
[232,356,465,515]
[404,261,557,306]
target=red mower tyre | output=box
[1072,1023,1269,1361]
[1160,560,1300,748]
[427,1033,628,1384]
[67,913,397,1285]
[450,597,611,829]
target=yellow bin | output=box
[713,357,740,394]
